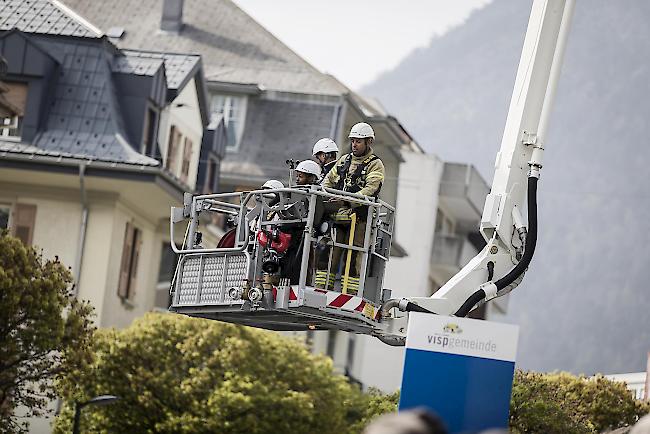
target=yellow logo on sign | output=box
[363,304,375,319]
[443,323,463,334]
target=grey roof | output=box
[120,49,200,91]
[219,97,337,186]
[60,0,347,95]
[36,39,158,165]
[112,53,164,77]
[0,138,153,166]
[0,0,101,38]
[0,32,158,166]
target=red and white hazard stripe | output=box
[271,286,298,302]
[325,291,380,321]
[272,285,381,321]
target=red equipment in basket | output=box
[257,229,291,253]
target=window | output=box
[166,125,182,173]
[204,156,219,193]
[0,203,37,245]
[0,204,10,230]
[13,203,36,246]
[210,94,247,150]
[326,330,337,358]
[142,107,158,157]
[155,242,178,309]
[180,137,192,184]
[435,209,454,235]
[0,116,22,138]
[157,242,178,284]
[346,334,356,373]
[0,81,27,139]
[118,222,142,301]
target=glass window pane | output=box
[157,242,178,283]
[210,94,246,150]
[0,205,10,230]
[210,95,226,115]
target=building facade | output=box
[0,0,224,326]
[1,2,497,419]
[63,0,410,208]
[61,0,496,392]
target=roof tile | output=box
[61,0,346,95]
[0,0,100,37]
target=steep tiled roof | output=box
[60,0,347,95]
[120,49,200,91]
[0,0,101,38]
[0,32,159,166]
[36,39,159,165]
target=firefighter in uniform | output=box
[317,122,385,294]
[282,160,321,283]
[294,159,322,186]
[311,138,339,183]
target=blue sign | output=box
[399,313,519,433]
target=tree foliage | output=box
[54,313,394,434]
[346,388,399,434]
[0,232,95,433]
[45,297,650,433]
[510,370,650,433]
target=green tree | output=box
[347,388,399,433]
[0,232,95,433]
[54,313,387,434]
[510,370,650,433]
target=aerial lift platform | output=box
[169,186,397,339]
[169,0,575,344]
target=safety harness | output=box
[334,153,382,196]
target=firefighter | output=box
[276,160,320,283]
[294,160,322,186]
[318,122,385,294]
[312,138,339,182]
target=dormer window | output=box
[209,94,246,151]
[142,107,158,157]
[0,81,27,140]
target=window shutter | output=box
[143,108,157,156]
[118,222,134,298]
[166,125,178,171]
[127,227,142,300]
[13,203,36,246]
[180,137,192,183]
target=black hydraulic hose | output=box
[405,302,436,315]
[455,176,539,317]
[494,176,538,291]
[454,290,486,317]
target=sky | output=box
[232,0,491,91]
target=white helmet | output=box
[262,179,284,189]
[348,122,375,139]
[295,160,322,177]
[312,138,339,155]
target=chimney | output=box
[161,0,184,32]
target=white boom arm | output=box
[387,0,575,320]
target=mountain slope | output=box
[363,0,650,374]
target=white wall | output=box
[95,201,160,328]
[349,149,444,392]
[159,77,204,190]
